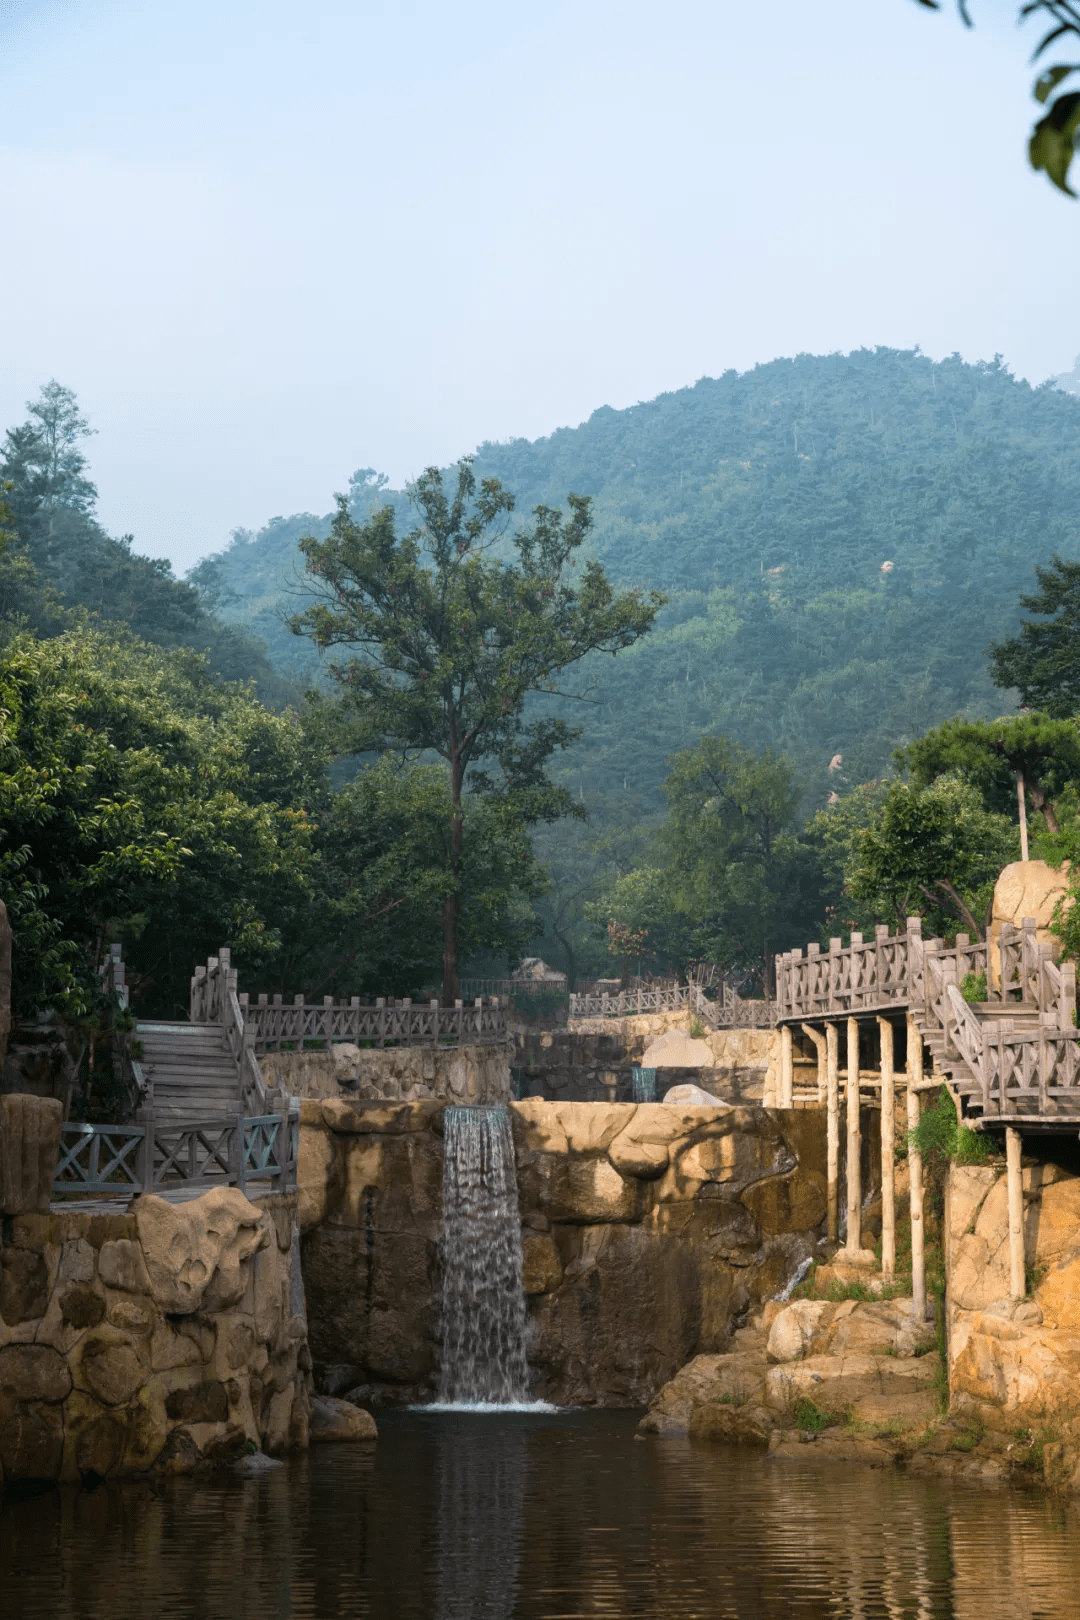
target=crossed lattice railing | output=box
[52,1109,298,1199]
[568,982,775,1028]
[52,1112,297,1198]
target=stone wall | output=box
[261,1041,511,1106]
[945,1157,1080,1436]
[0,1187,309,1485]
[297,1096,829,1408]
[516,1021,783,1104]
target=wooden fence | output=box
[775,917,1076,1029]
[238,993,510,1052]
[568,982,776,1029]
[52,1109,298,1200]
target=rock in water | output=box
[309,1395,377,1442]
[438,1106,529,1404]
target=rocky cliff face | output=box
[297,1097,828,1408]
[262,1042,510,1106]
[0,1188,309,1485]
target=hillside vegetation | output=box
[196,349,1080,819]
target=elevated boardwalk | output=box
[775,917,1079,1132]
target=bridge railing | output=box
[568,982,776,1028]
[52,1108,298,1200]
[239,993,509,1051]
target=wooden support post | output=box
[1006,1126,1025,1300]
[878,1016,896,1279]
[780,1024,793,1108]
[906,1014,926,1322]
[800,1023,826,1104]
[1017,770,1029,864]
[826,1020,840,1242]
[846,1016,861,1251]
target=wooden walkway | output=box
[569,982,775,1029]
[775,917,1080,1130]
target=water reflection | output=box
[2,1411,1079,1618]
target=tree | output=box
[810,774,1016,939]
[916,2,1080,195]
[989,555,1080,716]
[899,713,1080,836]
[289,459,662,1001]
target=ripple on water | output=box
[2,1410,1080,1619]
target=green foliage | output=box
[793,1398,834,1433]
[990,555,1080,716]
[289,458,661,998]
[900,712,1080,838]
[0,383,291,704]
[809,773,1015,941]
[960,971,988,1002]
[909,1086,995,1172]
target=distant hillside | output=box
[193,348,1080,812]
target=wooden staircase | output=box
[135,1021,243,1124]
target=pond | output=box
[2,1409,1077,1618]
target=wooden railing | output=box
[568,982,776,1029]
[52,1108,298,1199]
[775,916,1076,1030]
[100,942,147,1113]
[190,948,273,1111]
[240,992,510,1051]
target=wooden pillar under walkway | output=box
[779,1024,793,1108]
[800,1023,826,1103]
[906,1014,926,1323]
[826,1021,840,1242]
[846,1015,861,1252]
[1006,1126,1025,1300]
[878,1016,895,1279]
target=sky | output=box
[1,0,1076,572]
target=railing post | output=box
[229,1113,246,1194]
[906,1014,926,1322]
[846,1016,862,1252]
[878,1015,895,1280]
[137,1111,155,1192]
[1006,1126,1025,1300]
[829,937,842,1012]
[826,1021,840,1242]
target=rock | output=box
[662,1084,730,1107]
[688,1400,772,1444]
[0,1093,63,1214]
[233,1449,285,1474]
[319,1098,442,1136]
[79,1340,145,1406]
[765,1350,941,1414]
[60,1286,106,1329]
[742,1172,827,1236]
[106,1296,154,1336]
[607,1136,670,1179]
[767,1301,832,1363]
[0,1343,72,1402]
[1,1027,77,1118]
[638,1340,768,1434]
[0,1247,49,1324]
[521,1232,562,1295]
[641,1029,715,1069]
[133,1187,267,1314]
[309,1395,377,1442]
[73,1412,125,1479]
[0,1406,64,1481]
[811,1297,935,1360]
[165,1380,230,1423]
[98,1238,152,1294]
[153,1427,204,1476]
[990,860,1071,975]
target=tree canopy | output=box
[289,459,661,1000]
[989,555,1080,715]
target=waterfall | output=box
[437,1106,530,1406]
[631,1065,657,1102]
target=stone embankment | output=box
[0,1185,311,1485]
[515,1021,786,1104]
[297,1096,830,1407]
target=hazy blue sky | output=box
[0,0,1074,571]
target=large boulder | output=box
[309,1395,377,1442]
[989,859,1071,976]
[0,1094,63,1215]
[132,1188,267,1314]
[1,1026,77,1117]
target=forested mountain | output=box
[0,383,290,703]
[196,348,1080,817]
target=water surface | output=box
[3,1409,1078,1618]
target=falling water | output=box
[437,1106,530,1406]
[631,1065,657,1102]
